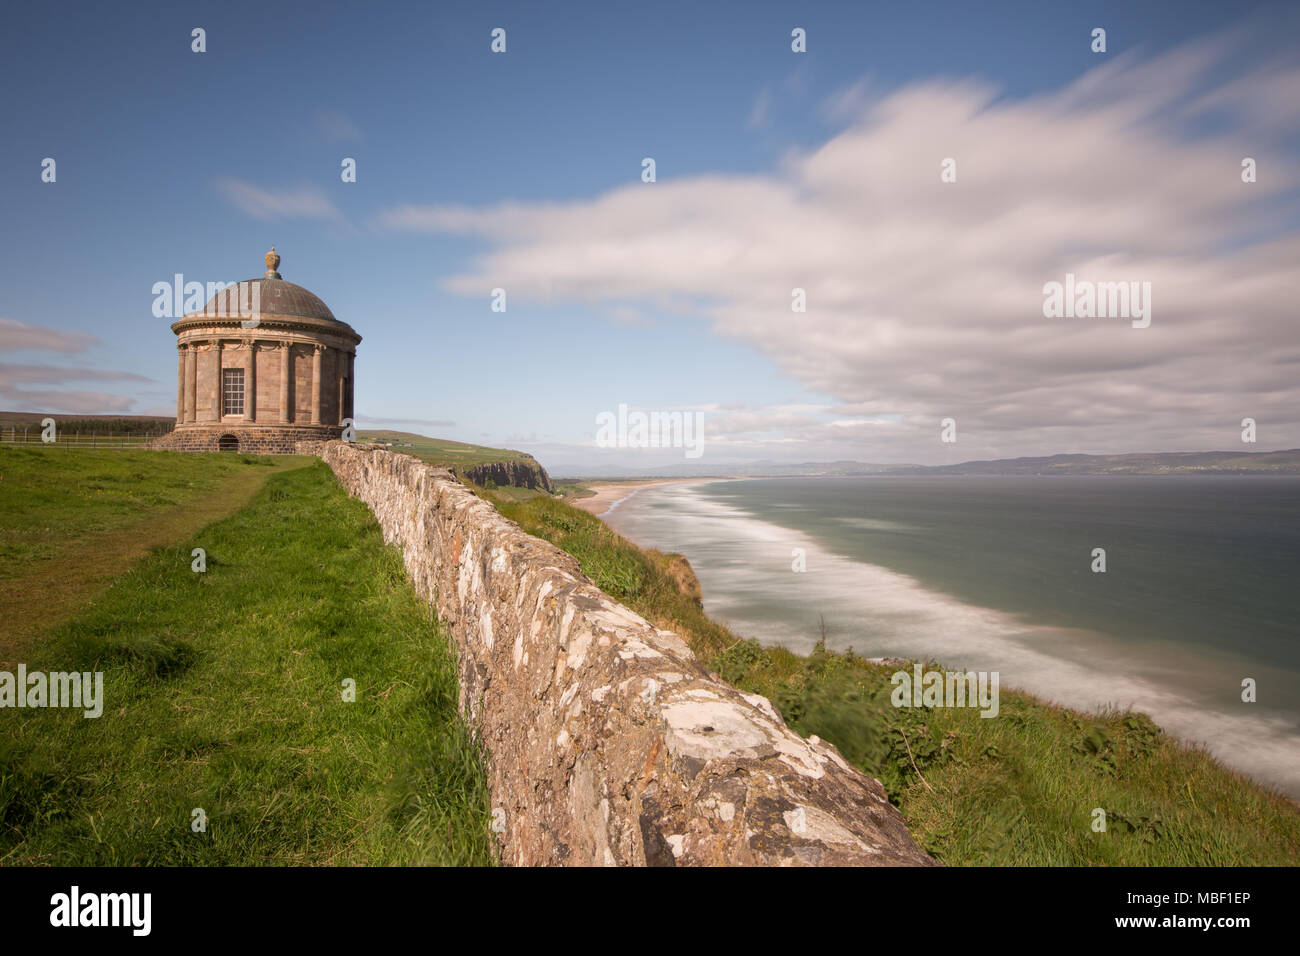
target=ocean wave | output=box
[606,481,1300,798]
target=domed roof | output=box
[204,276,337,321]
[199,247,337,321]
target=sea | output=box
[600,475,1300,799]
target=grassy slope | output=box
[478,487,1300,866]
[357,430,536,468]
[0,448,308,660]
[1,457,493,865]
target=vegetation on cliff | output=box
[475,484,1300,866]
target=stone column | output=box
[246,342,257,422]
[337,360,345,425]
[176,345,186,422]
[311,345,322,425]
[184,344,197,423]
[280,342,291,423]
[346,350,355,421]
[212,339,223,421]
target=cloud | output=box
[604,304,655,328]
[353,414,456,428]
[0,318,98,354]
[0,362,155,415]
[375,31,1300,464]
[818,78,884,125]
[216,178,342,221]
[315,110,362,142]
[0,384,138,414]
[747,87,772,130]
[0,363,151,384]
[0,326,152,414]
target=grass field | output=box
[0,450,493,865]
[0,447,312,660]
[478,485,1300,866]
[357,430,537,469]
[7,439,1295,867]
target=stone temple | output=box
[155,248,361,453]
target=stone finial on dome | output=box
[264,246,281,279]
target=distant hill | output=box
[888,449,1300,476]
[556,448,1300,479]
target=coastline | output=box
[572,473,1300,803]
[569,477,735,518]
[479,475,1300,862]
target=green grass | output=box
[550,480,596,500]
[480,487,1300,866]
[0,446,292,576]
[0,447,307,658]
[480,485,548,503]
[357,430,536,469]
[1,461,494,865]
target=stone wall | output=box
[309,440,936,867]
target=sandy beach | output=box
[570,478,730,517]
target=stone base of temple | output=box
[151,423,343,454]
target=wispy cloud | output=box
[0,324,156,414]
[354,414,456,428]
[215,177,342,222]
[0,383,139,414]
[604,304,655,328]
[0,363,151,384]
[0,318,98,354]
[747,87,772,130]
[314,110,362,142]
[0,362,156,414]
[373,31,1300,462]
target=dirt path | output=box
[0,457,312,664]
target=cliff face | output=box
[303,440,934,867]
[461,458,552,492]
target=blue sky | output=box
[2,0,1298,473]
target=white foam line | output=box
[606,482,1300,798]
[601,487,646,515]
[600,479,720,516]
